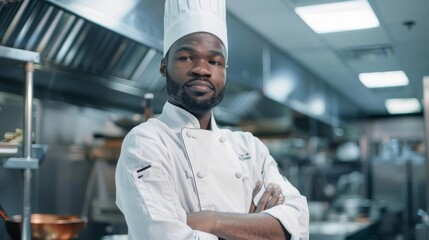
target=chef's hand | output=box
[249,181,285,213]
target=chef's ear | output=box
[160,58,167,77]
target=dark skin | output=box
[160,32,288,240]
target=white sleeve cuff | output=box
[263,204,309,240]
[194,230,219,240]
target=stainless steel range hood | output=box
[44,0,165,50]
[0,0,347,137]
[0,0,167,112]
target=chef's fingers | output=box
[249,181,263,213]
[265,184,282,209]
[252,180,262,198]
[276,194,285,205]
[255,193,269,212]
[255,183,275,212]
[249,180,262,213]
[249,202,256,213]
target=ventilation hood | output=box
[0,0,342,138]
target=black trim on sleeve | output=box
[137,165,152,178]
[137,165,151,173]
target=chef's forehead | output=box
[167,32,227,58]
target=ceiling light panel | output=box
[295,0,380,33]
[359,71,409,88]
[385,98,421,114]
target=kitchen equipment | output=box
[111,114,144,132]
[415,209,429,240]
[2,129,23,144]
[308,201,329,221]
[82,160,125,224]
[101,235,128,240]
[5,214,87,240]
[335,141,360,162]
[0,204,9,221]
[1,144,49,169]
[110,93,155,132]
[309,221,375,240]
[0,143,19,158]
[332,197,372,221]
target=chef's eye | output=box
[210,59,225,66]
[178,56,192,61]
[209,60,220,65]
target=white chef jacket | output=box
[115,102,309,240]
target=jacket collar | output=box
[158,102,219,131]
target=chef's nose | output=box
[191,60,211,77]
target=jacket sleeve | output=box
[255,138,310,240]
[115,127,218,240]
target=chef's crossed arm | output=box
[186,138,309,240]
[187,182,290,240]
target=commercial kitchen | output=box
[0,0,428,239]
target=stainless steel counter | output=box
[310,221,376,240]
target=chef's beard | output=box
[165,72,225,116]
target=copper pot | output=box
[5,214,87,240]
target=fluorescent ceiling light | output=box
[359,71,409,88]
[385,98,421,114]
[308,97,325,116]
[295,0,380,33]
[264,75,295,103]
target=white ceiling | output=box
[226,0,429,116]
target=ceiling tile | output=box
[345,52,400,73]
[387,22,429,44]
[292,49,384,112]
[396,43,429,99]
[373,0,429,25]
[227,0,289,16]
[374,0,429,47]
[395,43,429,71]
[228,0,324,50]
[320,28,392,49]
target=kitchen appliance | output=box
[331,197,372,221]
[5,214,87,240]
[101,235,128,240]
[415,209,429,240]
[371,140,426,239]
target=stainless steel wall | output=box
[0,93,130,239]
[355,116,426,239]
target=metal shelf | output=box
[1,144,48,169]
[0,46,40,240]
[0,143,19,158]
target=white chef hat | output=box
[163,0,228,58]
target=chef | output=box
[115,0,309,239]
